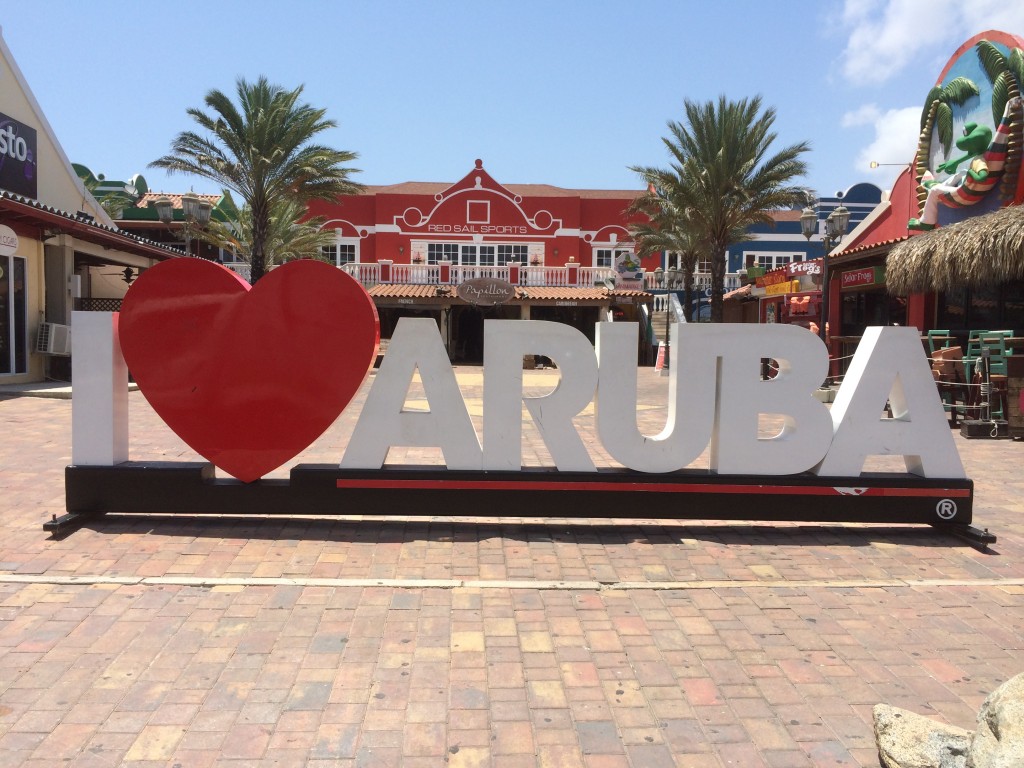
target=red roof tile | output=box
[361,182,643,200]
[136,192,222,209]
[368,284,445,299]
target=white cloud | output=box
[839,0,1024,85]
[851,105,921,185]
[841,104,882,128]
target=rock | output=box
[873,703,971,768]
[968,672,1024,768]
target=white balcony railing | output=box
[225,260,741,293]
[341,262,619,288]
[644,271,741,292]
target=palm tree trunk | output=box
[710,248,726,323]
[682,268,695,323]
[249,204,270,285]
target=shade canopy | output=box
[886,204,1024,295]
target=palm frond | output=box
[1010,48,1024,90]
[976,40,1009,86]
[992,71,1012,126]
[151,76,364,283]
[936,102,954,157]
[941,76,980,105]
[921,88,942,130]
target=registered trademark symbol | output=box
[936,499,958,520]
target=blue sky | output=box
[2,1,1023,200]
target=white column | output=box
[71,311,128,466]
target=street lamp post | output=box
[800,204,850,343]
[154,193,213,257]
[653,267,671,370]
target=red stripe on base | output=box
[336,478,970,498]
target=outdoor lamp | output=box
[153,196,174,225]
[181,193,213,229]
[154,193,215,257]
[826,205,850,241]
[800,206,817,240]
[801,204,849,345]
[654,266,664,288]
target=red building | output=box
[306,159,657,362]
[829,30,1024,347]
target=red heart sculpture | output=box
[119,259,379,482]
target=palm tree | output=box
[975,40,1024,126]
[151,76,363,283]
[635,96,810,322]
[627,180,700,321]
[200,191,336,272]
[974,40,1024,200]
[919,76,980,158]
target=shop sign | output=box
[457,277,515,306]
[764,280,799,296]
[427,224,527,234]
[842,267,885,288]
[787,261,821,277]
[0,224,18,256]
[0,112,37,199]
[755,270,789,288]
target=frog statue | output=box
[908,96,1019,231]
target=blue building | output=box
[725,183,884,276]
[656,182,883,321]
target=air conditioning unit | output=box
[36,322,72,356]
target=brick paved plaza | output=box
[1,367,1022,767]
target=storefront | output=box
[307,159,656,277]
[0,243,27,375]
[306,159,656,360]
[829,30,1024,342]
[0,30,179,383]
[754,259,824,332]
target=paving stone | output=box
[1,368,1023,767]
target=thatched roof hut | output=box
[886,204,1024,294]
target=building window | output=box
[0,256,27,375]
[321,240,358,266]
[498,244,528,264]
[595,248,633,268]
[426,243,527,265]
[427,243,460,264]
[748,252,800,271]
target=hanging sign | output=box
[0,224,17,256]
[787,260,821,277]
[756,270,789,288]
[456,277,515,306]
[764,280,800,296]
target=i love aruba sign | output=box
[55,259,980,538]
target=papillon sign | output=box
[53,259,982,540]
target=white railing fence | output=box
[224,259,741,292]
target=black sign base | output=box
[49,462,989,545]
[960,420,1010,439]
